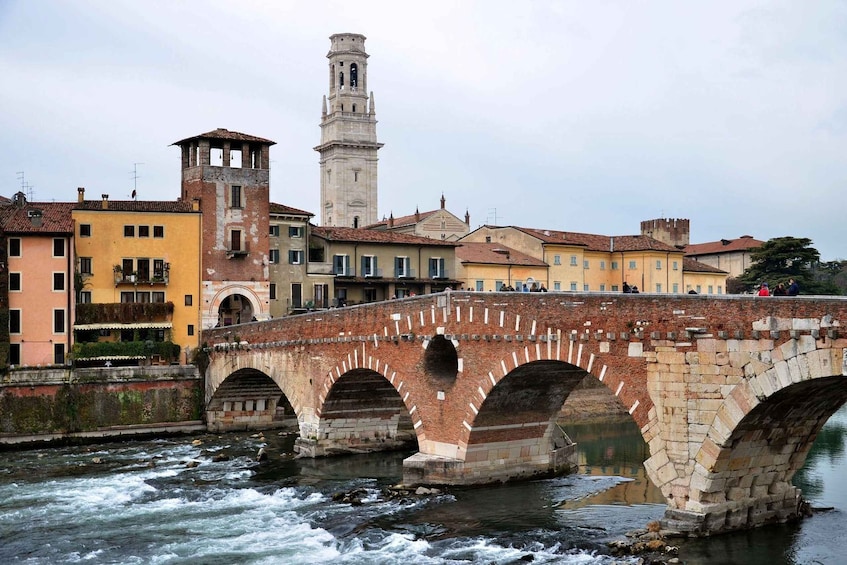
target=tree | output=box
[737,236,840,295]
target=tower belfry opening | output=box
[315,33,384,228]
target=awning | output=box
[73,322,173,331]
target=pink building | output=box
[2,194,75,367]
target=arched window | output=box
[350,63,358,88]
[339,72,344,88]
[353,216,359,228]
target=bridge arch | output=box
[300,367,418,456]
[206,367,290,432]
[672,344,847,534]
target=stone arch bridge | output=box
[202,291,847,535]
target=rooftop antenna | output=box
[486,208,501,226]
[130,163,143,199]
[16,171,34,201]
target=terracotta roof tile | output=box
[683,236,764,256]
[269,202,314,217]
[509,226,681,253]
[75,200,197,213]
[172,128,275,146]
[456,242,548,266]
[0,202,75,233]
[368,209,438,229]
[312,226,457,246]
[682,257,728,274]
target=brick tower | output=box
[315,33,383,228]
[174,128,273,328]
[641,218,690,248]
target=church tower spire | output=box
[314,33,383,227]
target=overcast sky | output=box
[1,1,845,260]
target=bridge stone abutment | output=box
[203,292,847,536]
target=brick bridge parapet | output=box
[202,291,847,535]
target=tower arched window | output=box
[353,216,359,228]
[350,63,358,88]
[339,72,344,88]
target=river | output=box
[1,405,845,564]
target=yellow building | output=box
[681,257,729,295]
[71,189,202,364]
[461,226,725,294]
[454,241,548,291]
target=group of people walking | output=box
[500,282,548,292]
[621,282,640,293]
[758,279,800,296]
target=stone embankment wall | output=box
[0,366,204,446]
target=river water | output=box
[1,406,844,564]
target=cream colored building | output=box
[683,236,764,279]
[454,241,548,291]
[368,195,471,241]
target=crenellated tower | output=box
[314,33,383,228]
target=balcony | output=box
[114,264,170,286]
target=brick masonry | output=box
[204,291,847,535]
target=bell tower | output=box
[315,33,383,228]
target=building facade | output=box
[72,189,202,364]
[1,194,75,367]
[454,241,548,291]
[315,33,383,228]
[368,196,471,241]
[683,236,764,279]
[173,128,273,328]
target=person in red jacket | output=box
[758,282,770,296]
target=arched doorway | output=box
[218,293,254,326]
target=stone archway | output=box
[218,293,254,326]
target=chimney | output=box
[415,207,420,222]
[101,194,109,210]
[77,187,85,203]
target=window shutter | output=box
[395,257,402,277]
[429,258,436,278]
[439,258,445,278]
[373,256,378,276]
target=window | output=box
[291,283,302,308]
[696,285,702,293]
[138,225,150,238]
[231,185,242,208]
[475,280,484,291]
[611,285,619,291]
[673,261,679,271]
[656,260,662,270]
[570,282,577,291]
[395,256,410,278]
[314,283,329,308]
[8,238,20,257]
[364,288,377,303]
[583,260,589,269]
[672,283,679,293]
[53,238,65,257]
[153,259,165,281]
[79,257,92,275]
[429,257,446,279]
[583,284,589,291]
[153,225,164,238]
[289,226,303,238]
[53,309,65,333]
[53,272,65,291]
[553,255,561,265]
[9,344,20,365]
[629,260,637,270]
[600,284,606,291]
[124,225,135,237]
[361,255,377,277]
[269,249,280,264]
[269,283,277,300]
[333,254,350,275]
[136,291,151,303]
[611,261,619,270]
[230,230,242,252]
[9,272,21,291]
[9,309,21,334]
[121,291,135,303]
[570,255,577,266]
[600,261,606,270]
[289,250,304,265]
[152,292,165,303]
[54,344,64,365]
[137,259,150,281]
[656,283,662,293]
[718,286,723,295]
[553,281,561,291]
[79,291,92,303]
[188,325,195,336]
[80,224,91,237]
[185,295,193,306]
[708,285,714,294]
[495,280,503,290]
[270,225,280,237]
